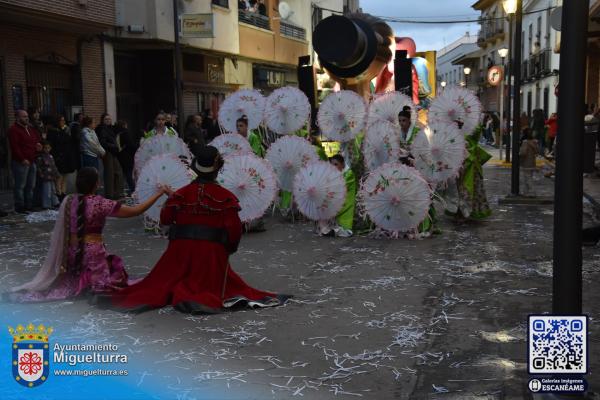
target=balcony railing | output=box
[239,10,270,30]
[280,20,306,40]
[477,21,504,45]
[520,49,553,81]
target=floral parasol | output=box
[134,134,191,177]
[264,86,311,135]
[362,120,402,171]
[368,91,416,127]
[209,133,254,158]
[265,135,320,191]
[217,154,278,222]
[358,162,432,233]
[411,121,467,185]
[134,153,196,229]
[428,86,482,135]
[317,90,366,142]
[293,161,346,221]
[218,89,266,133]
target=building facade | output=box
[0,0,115,189]
[110,0,311,135]
[470,0,510,113]
[519,0,560,118]
[436,33,478,93]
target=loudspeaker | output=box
[297,55,317,128]
[394,50,413,97]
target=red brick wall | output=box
[0,24,106,124]
[81,37,106,123]
[0,0,115,26]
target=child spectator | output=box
[318,154,356,237]
[519,128,539,197]
[35,140,60,209]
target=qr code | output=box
[528,315,587,374]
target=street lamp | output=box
[503,0,523,197]
[502,0,517,14]
[498,47,509,59]
[463,67,471,87]
[441,81,447,89]
[497,47,509,160]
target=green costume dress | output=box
[248,130,265,157]
[279,142,328,210]
[336,169,357,231]
[143,127,178,140]
[443,127,492,220]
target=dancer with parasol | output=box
[320,154,357,237]
[236,116,265,158]
[429,88,491,221]
[109,146,289,314]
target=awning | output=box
[452,49,483,66]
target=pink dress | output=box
[9,195,128,302]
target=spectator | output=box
[519,128,539,197]
[531,109,546,155]
[8,110,42,213]
[519,112,530,133]
[238,0,248,11]
[80,116,105,170]
[97,113,124,200]
[115,120,137,194]
[143,112,178,140]
[35,140,60,209]
[47,115,78,201]
[170,111,179,134]
[484,114,494,145]
[248,0,258,12]
[184,114,206,148]
[258,0,267,15]
[202,109,220,142]
[545,112,558,155]
[28,107,45,139]
[69,112,84,171]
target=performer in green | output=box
[143,112,178,141]
[279,133,327,213]
[318,154,357,237]
[398,110,438,236]
[236,116,264,157]
[443,124,492,220]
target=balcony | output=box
[477,20,505,47]
[522,49,553,82]
[280,20,306,41]
[239,10,270,30]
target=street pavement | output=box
[0,164,599,399]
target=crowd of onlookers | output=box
[238,0,267,15]
[5,107,222,216]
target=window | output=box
[546,9,552,49]
[528,24,533,54]
[212,0,228,8]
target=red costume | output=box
[111,180,286,313]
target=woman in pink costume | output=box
[6,167,169,302]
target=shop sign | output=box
[181,14,213,38]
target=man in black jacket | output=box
[96,113,124,199]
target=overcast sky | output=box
[360,0,481,51]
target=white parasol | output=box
[134,134,191,177]
[359,162,432,233]
[317,90,366,142]
[368,91,416,127]
[411,121,467,185]
[218,89,266,133]
[217,154,278,222]
[362,120,402,171]
[293,161,346,221]
[265,135,319,191]
[428,86,482,135]
[209,133,254,158]
[134,153,196,229]
[264,86,311,135]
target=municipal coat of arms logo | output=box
[8,323,52,388]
